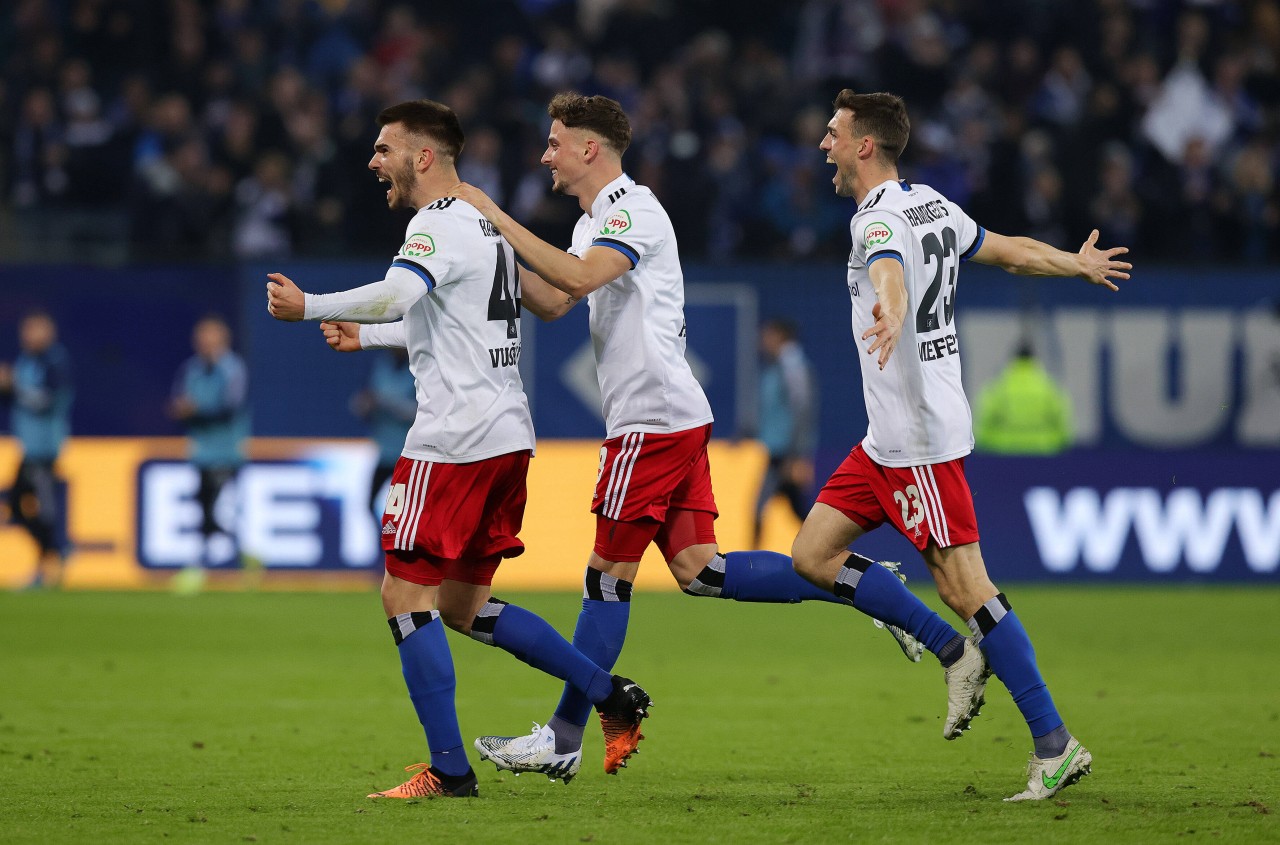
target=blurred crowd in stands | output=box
[2,0,1278,264]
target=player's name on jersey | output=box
[489,341,521,368]
[902,199,951,227]
[918,332,959,362]
[478,218,499,238]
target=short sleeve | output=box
[855,210,909,270]
[954,204,986,261]
[589,198,665,269]
[387,215,459,291]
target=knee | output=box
[435,602,474,634]
[790,536,822,580]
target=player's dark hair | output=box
[377,99,465,161]
[832,90,910,163]
[547,92,632,156]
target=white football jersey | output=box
[569,173,714,438]
[382,197,535,463]
[846,179,986,467]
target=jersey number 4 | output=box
[916,226,958,333]
[488,242,521,339]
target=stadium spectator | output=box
[0,0,1278,264]
[0,311,72,588]
[168,315,249,594]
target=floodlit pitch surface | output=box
[1,587,1276,843]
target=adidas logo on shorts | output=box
[382,522,398,535]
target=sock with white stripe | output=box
[968,593,1066,751]
[686,551,843,604]
[832,552,967,664]
[470,598,616,706]
[388,610,469,778]
[550,569,632,750]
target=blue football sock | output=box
[832,552,965,660]
[389,610,469,778]
[471,598,614,705]
[553,569,632,735]
[687,551,842,603]
[969,594,1065,741]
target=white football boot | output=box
[871,561,925,663]
[474,723,582,783]
[1004,738,1093,801]
[942,637,991,739]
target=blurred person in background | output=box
[752,318,818,547]
[973,340,1073,455]
[351,349,416,519]
[168,315,249,594]
[0,312,72,589]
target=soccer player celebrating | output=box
[793,90,1130,800]
[266,99,651,798]
[447,93,964,782]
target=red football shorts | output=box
[381,451,529,586]
[591,424,719,563]
[816,443,979,551]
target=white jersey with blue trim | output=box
[846,178,985,467]
[384,196,535,463]
[569,173,713,438]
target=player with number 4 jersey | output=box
[265,99,651,801]
[792,89,1131,801]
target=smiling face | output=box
[368,123,421,210]
[820,107,861,198]
[542,119,589,196]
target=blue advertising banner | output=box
[838,449,1279,582]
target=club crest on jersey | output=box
[600,210,632,236]
[863,221,893,249]
[400,233,436,258]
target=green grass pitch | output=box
[1,586,1277,843]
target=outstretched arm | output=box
[971,229,1130,290]
[451,182,630,298]
[267,272,428,323]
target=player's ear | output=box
[858,135,875,161]
[417,147,435,172]
[583,137,599,163]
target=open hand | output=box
[266,272,306,321]
[862,301,903,370]
[1077,229,1131,291]
[449,182,501,226]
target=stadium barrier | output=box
[3,437,1275,589]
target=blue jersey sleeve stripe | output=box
[591,238,639,268]
[960,226,986,261]
[867,250,905,267]
[392,257,436,291]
